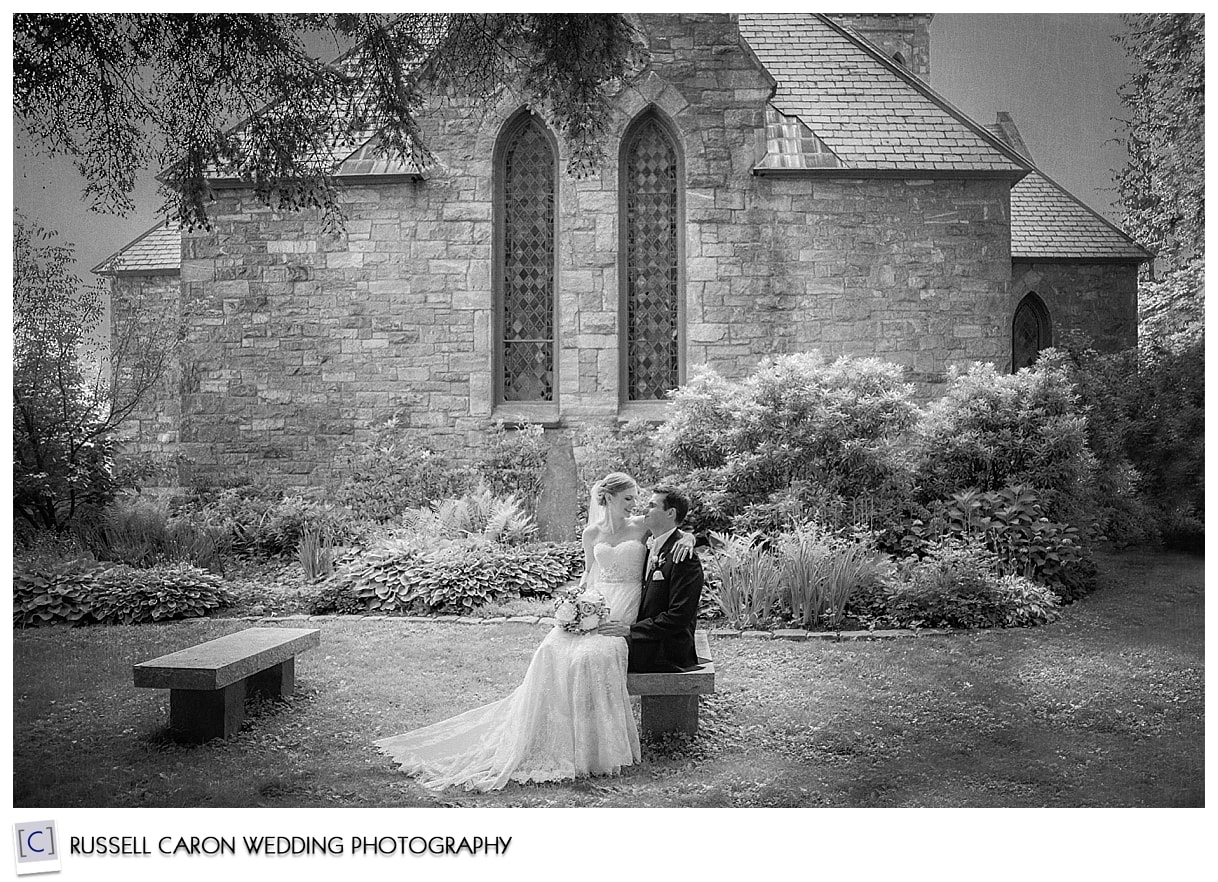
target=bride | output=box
[373,472,690,791]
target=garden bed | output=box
[12,549,1203,808]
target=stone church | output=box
[99,13,1149,488]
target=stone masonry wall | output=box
[1010,261,1140,360]
[827,14,933,78]
[176,13,1015,486]
[695,175,1012,390]
[109,273,182,465]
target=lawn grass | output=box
[12,549,1203,807]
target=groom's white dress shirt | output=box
[647,527,678,574]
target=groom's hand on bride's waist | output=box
[596,622,631,638]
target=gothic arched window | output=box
[1012,293,1052,372]
[495,113,557,402]
[621,112,683,402]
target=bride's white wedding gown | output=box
[373,540,644,791]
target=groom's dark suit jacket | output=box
[628,528,704,673]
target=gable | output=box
[982,118,1150,262]
[741,13,1030,176]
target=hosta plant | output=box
[13,564,102,628]
[13,561,232,627]
[88,564,234,625]
[328,539,582,615]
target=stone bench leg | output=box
[169,680,246,742]
[248,658,295,700]
[641,694,699,738]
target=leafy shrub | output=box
[574,420,667,489]
[256,496,359,556]
[306,580,366,616]
[1054,335,1157,546]
[1160,507,1204,553]
[13,561,232,627]
[1129,332,1204,544]
[775,525,889,629]
[658,354,918,534]
[476,423,551,510]
[940,486,1094,601]
[328,539,582,615]
[703,532,782,629]
[994,575,1062,628]
[1049,556,1099,605]
[885,538,1008,630]
[913,357,1097,525]
[333,418,476,522]
[171,482,285,556]
[874,502,943,559]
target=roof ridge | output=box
[813,13,1033,175]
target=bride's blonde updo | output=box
[588,472,638,530]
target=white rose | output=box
[579,613,601,631]
[576,590,603,605]
[555,602,578,623]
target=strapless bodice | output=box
[593,540,646,583]
[592,541,645,625]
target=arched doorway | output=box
[1012,293,1052,371]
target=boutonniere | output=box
[652,552,669,570]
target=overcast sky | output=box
[11,13,1135,286]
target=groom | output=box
[598,487,704,673]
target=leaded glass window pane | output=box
[500,119,555,401]
[625,119,679,401]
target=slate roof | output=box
[108,15,1143,274]
[981,121,1150,261]
[741,13,1030,175]
[93,221,181,275]
[1009,171,1150,261]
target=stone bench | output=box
[133,627,320,742]
[627,630,714,738]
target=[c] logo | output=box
[12,820,61,876]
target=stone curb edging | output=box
[712,627,953,641]
[224,614,953,639]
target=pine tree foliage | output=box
[14,13,644,231]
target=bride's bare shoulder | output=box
[582,523,602,542]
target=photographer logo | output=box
[12,821,60,876]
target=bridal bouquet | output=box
[553,586,609,634]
